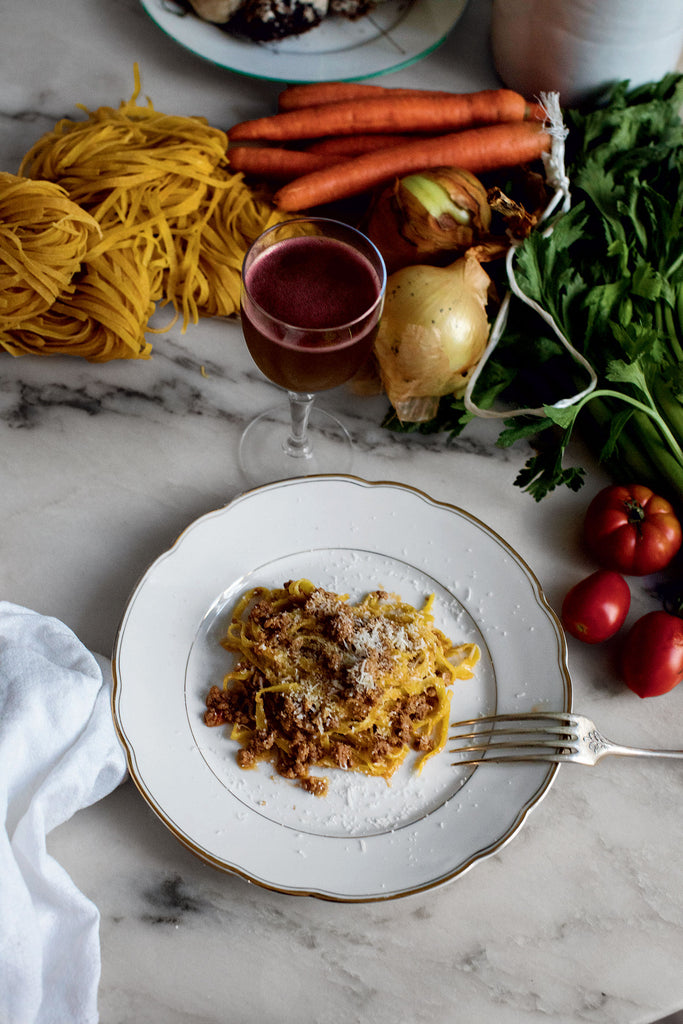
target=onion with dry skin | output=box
[374,253,491,422]
[365,166,492,274]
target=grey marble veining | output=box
[3,1,683,1021]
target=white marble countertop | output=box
[2,1,683,1021]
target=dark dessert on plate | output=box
[186,0,388,42]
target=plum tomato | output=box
[561,570,631,644]
[583,483,682,576]
[620,610,683,697]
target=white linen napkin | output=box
[0,602,128,1024]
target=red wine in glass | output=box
[238,218,386,484]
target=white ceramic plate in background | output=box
[113,476,571,901]
[138,0,469,82]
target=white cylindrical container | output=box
[491,0,683,105]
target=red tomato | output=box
[561,570,631,644]
[583,484,682,576]
[620,610,683,697]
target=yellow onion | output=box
[374,253,491,422]
[365,167,491,274]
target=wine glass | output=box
[238,216,386,484]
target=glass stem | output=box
[283,391,315,459]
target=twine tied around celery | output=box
[463,91,598,420]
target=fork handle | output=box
[604,744,683,760]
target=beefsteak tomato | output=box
[561,570,630,644]
[583,484,682,576]
[620,610,683,697]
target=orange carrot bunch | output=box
[227,81,550,211]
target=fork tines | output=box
[450,711,577,764]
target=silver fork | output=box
[450,711,683,766]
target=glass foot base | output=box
[238,404,353,486]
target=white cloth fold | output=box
[0,602,128,1024]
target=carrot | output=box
[528,102,549,122]
[278,81,456,111]
[229,88,534,143]
[273,121,551,212]
[228,145,336,179]
[307,132,423,156]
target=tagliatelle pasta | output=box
[1,67,285,361]
[0,173,100,338]
[204,579,479,796]
[3,246,157,360]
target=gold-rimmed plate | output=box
[112,476,571,901]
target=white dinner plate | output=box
[113,476,571,901]
[139,0,470,83]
